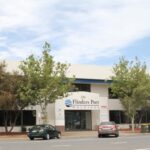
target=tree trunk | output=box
[8,111,19,132]
[131,115,135,132]
[4,110,20,133]
[42,110,48,124]
[40,102,48,124]
[4,111,8,133]
[21,110,23,131]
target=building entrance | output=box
[65,110,92,131]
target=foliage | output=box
[19,42,74,123]
[0,61,23,132]
[111,57,150,131]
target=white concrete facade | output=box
[54,92,109,130]
[43,90,123,131]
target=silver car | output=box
[98,121,119,137]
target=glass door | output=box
[65,110,92,131]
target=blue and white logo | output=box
[65,99,72,107]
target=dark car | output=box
[98,121,119,138]
[27,124,61,140]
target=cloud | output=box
[0,0,150,64]
[53,0,150,63]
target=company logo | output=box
[65,99,72,107]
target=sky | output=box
[0,0,150,68]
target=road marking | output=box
[52,144,71,147]
[112,141,127,144]
[134,148,150,150]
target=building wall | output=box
[108,99,124,110]
[47,103,55,125]
[91,110,100,130]
[34,84,124,131]
[91,84,124,111]
[91,84,109,97]
[54,92,110,131]
[34,103,55,126]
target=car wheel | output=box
[57,133,61,139]
[44,133,50,140]
[29,137,34,140]
[98,134,102,138]
[115,134,119,137]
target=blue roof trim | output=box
[74,78,112,84]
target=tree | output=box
[19,42,73,123]
[111,57,150,132]
[0,61,23,132]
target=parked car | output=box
[27,124,61,140]
[98,121,119,138]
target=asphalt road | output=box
[0,135,150,150]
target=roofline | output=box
[74,78,112,84]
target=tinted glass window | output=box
[108,88,118,99]
[100,122,115,125]
[0,110,36,126]
[49,125,55,130]
[109,110,129,124]
[72,84,91,92]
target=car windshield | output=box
[32,125,45,129]
[100,122,115,125]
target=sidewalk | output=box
[0,130,149,140]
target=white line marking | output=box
[112,141,127,144]
[52,144,71,147]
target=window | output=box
[72,84,91,92]
[135,110,150,123]
[0,110,36,126]
[65,110,92,131]
[22,110,36,125]
[110,110,150,124]
[108,88,118,99]
[109,111,129,124]
[49,125,55,130]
